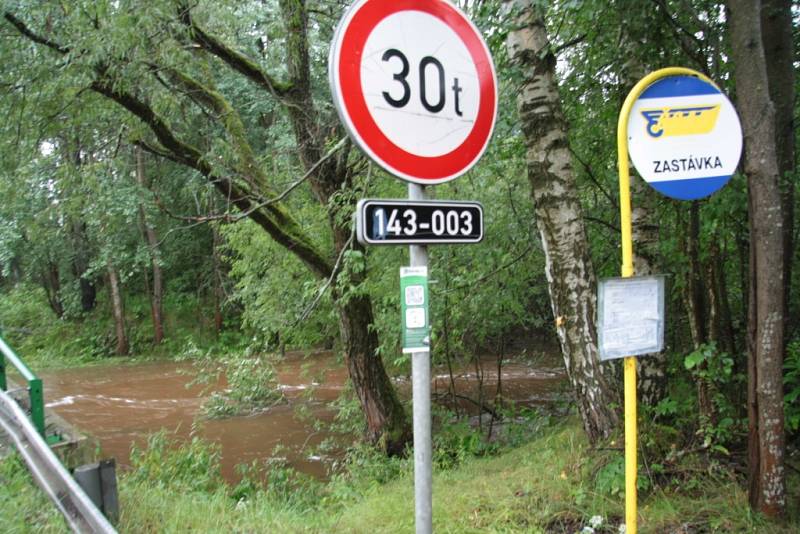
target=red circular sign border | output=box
[333,0,497,184]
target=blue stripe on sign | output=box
[649,175,732,200]
[640,76,720,99]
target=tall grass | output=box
[2,417,798,533]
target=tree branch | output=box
[3,13,70,54]
[585,216,620,234]
[90,79,334,278]
[570,146,617,208]
[177,4,293,99]
[444,244,535,294]
[554,33,587,55]
[149,137,347,224]
[431,392,499,418]
[652,0,710,74]
[5,8,334,279]
[292,221,356,327]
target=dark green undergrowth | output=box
[3,416,798,533]
[0,285,247,370]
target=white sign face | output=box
[406,308,427,329]
[361,12,480,158]
[627,75,742,201]
[598,276,665,361]
[330,0,497,184]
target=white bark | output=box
[505,0,619,443]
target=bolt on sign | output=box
[627,75,743,200]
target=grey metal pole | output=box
[408,183,432,534]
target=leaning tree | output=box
[3,0,410,453]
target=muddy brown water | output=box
[40,351,565,483]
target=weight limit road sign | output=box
[329,0,498,185]
[627,75,743,201]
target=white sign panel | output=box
[598,276,665,361]
[627,75,742,201]
[329,0,497,185]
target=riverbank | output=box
[0,286,247,371]
[3,417,798,533]
[36,352,565,484]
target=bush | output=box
[128,430,223,493]
[231,455,323,509]
[190,350,285,418]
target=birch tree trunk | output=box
[505,0,619,443]
[727,0,786,516]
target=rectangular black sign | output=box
[356,199,484,245]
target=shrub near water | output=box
[128,430,224,493]
[188,349,285,418]
[119,429,328,532]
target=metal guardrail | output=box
[0,388,117,533]
[0,335,45,437]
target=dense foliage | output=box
[0,0,797,527]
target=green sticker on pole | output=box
[401,267,430,353]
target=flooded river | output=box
[40,351,565,483]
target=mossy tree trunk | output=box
[275,0,410,453]
[40,261,64,319]
[70,220,96,314]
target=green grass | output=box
[3,419,797,533]
[0,456,69,534]
[331,423,794,533]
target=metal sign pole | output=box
[408,183,432,534]
[329,4,497,532]
[617,91,638,534]
[617,66,720,534]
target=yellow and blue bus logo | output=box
[641,104,721,139]
[627,74,743,201]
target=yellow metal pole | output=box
[616,66,714,534]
